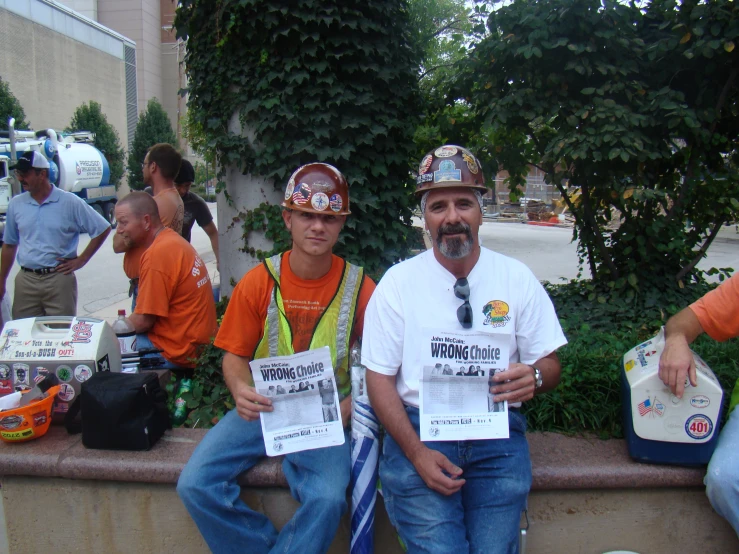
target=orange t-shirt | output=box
[214,251,376,358]
[123,187,185,279]
[690,273,739,342]
[135,228,217,367]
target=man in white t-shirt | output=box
[362,145,567,554]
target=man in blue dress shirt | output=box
[0,151,110,318]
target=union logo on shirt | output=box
[482,300,511,328]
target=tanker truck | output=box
[0,118,118,241]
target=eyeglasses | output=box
[454,277,472,329]
[141,161,151,170]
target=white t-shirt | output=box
[362,248,567,407]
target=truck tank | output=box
[54,142,111,192]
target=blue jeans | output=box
[705,407,739,536]
[177,409,351,554]
[380,406,531,554]
[135,333,183,371]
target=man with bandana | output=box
[362,145,567,553]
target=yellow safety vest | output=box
[252,254,364,399]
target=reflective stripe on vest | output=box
[252,254,363,399]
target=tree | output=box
[126,98,177,190]
[176,0,421,285]
[0,77,29,131]
[464,0,739,296]
[67,101,126,187]
[408,0,474,101]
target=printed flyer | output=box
[250,346,344,456]
[419,329,510,441]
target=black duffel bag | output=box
[64,371,171,450]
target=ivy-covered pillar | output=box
[176,0,422,293]
[217,118,284,296]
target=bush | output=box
[524,280,739,437]
[126,98,177,190]
[176,280,739,438]
[169,297,232,428]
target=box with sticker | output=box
[0,316,121,422]
[621,328,724,466]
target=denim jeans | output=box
[380,406,531,554]
[177,409,351,554]
[705,407,739,536]
[135,333,183,371]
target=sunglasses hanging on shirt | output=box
[454,277,472,329]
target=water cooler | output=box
[0,317,121,421]
[621,328,724,466]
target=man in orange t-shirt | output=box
[660,273,739,536]
[113,143,185,310]
[114,192,215,372]
[178,163,375,553]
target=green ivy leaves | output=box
[176,0,421,272]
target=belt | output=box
[128,278,140,297]
[21,266,56,275]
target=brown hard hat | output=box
[281,163,351,215]
[415,145,487,195]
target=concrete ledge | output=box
[2,427,737,554]
[0,427,706,490]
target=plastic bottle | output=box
[112,309,137,354]
[172,378,192,426]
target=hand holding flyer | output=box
[250,346,345,456]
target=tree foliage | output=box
[464,0,739,294]
[175,0,421,274]
[408,0,473,101]
[126,98,177,190]
[0,77,29,131]
[67,101,126,187]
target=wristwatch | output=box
[531,365,543,389]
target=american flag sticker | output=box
[638,398,652,416]
[292,182,311,205]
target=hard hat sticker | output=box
[435,146,458,157]
[292,183,311,205]
[329,194,343,213]
[419,154,433,174]
[311,192,329,211]
[434,160,462,183]
[284,177,296,200]
[462,152,479,174]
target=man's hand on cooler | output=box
[233,381,273,421]
[659,335,697,399]
[489,362,536,403]
[410,445,465,496]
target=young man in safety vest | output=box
[177,163,375,554]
